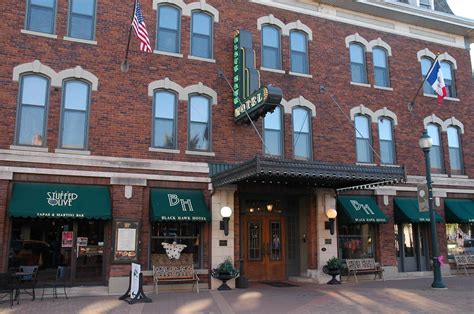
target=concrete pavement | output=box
[0,276,473,313]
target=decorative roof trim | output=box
[442,117,464,134]
[345,33,369,48]
[148,77,186,99]
[257,14,286,31]
[286,20,313,40]
[281,96,316,116]
[56,66,99,91]
[350,104,376,122]
[367,38,392,56]
[184,82,218,105]
[423,114,444,129]
[185,0,219,22]
[417,49,457,69]
[13,60,58,86]
[374,107,398,125]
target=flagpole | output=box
[407,54,440,112]
[121,0,138,73]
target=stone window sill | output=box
[10,145,49,152]
[185,150,215,157]
[289,71,312,78]
[154,50,183,58]
[21,29,57,39]
[188,55,216,63]
[63,36,97,45]
[149,147,180,154]
[55,148,91,155]
[260,67,285,74]
[350,81,371,88]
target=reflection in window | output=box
[427,124,443,171]
[421,57,435,95]
[349,43,367,83]
[355,115,372,163]
[26,0,56,34]
[16,75,49,146]
[157,5,180,53]
[191,11,212,58]
[373,47,389,87]
[263,106,282,157]
[447,126,462,174]
[60,80,91,149]
[292,107,311,160]
[338,223,375,259]
[153,90,177,149]
[68,0,96,40]
[446,223,473,256]
[441,61,456,98]
[262,25,281,69]
[188,95,210,151]
[378,117,395,164]
[290,31,308,74]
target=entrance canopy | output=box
[444,199,474,223]
[8,182,111,219]
[150,189,210,222]
[337,196,388,223]
[394,198,443,223]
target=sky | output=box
[446,0,474,68]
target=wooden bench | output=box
[453,255,474,275]
[152,253,199,294]
[346,258,384,282]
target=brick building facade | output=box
[0,0,473,291]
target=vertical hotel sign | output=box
[233,29,282,124]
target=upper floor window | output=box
[60,80,91,150]
[156,5,181,53]
[447,126,463,174]
[191,11,213,59]
[441,61,456,98]
[292,107,311,160]
[188,95,210,151]
[355,115,372,163]
[349,43,367,84]
[420,57,435,95]
[16,74,49,146]
[153,90,177,149]
[68,0,96,40]
[26,0,56,34]
[290,30,308,74]
[263,106,283,157]
[261,25,281,70]
[373,47,390,87]
[378,117,395,164]
[418,0,433,9]
[426,123,443,172]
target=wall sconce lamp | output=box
[220,206,233,236]
[266,204,273,212]
[325,208,337,235]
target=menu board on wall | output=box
[113,220,140,263]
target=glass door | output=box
[73,220,105,283]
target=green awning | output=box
[150,188,210,222]
[8,182,111,219]
[337,196,388,223]
[445,199,474,223]
[394,198,443,223]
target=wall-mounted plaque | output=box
[113,219,140,264]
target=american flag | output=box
[132,0,152,52]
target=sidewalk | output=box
[0,276,473,313]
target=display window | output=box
[338,223,376,259]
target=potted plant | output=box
[211,257,239,290]
[323,256,342,285]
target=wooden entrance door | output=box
[243,215,286,281]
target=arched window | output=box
[447,126,463,174]
[16,74,50,146]
[355,115,372,162]
[26,0,56,34]
[263,106,283,157]
[378,117,395,164]
[426,123,443,172]
[60,80,91,150]
[373,47,390,87]
[292,107,311,160]
[153,90,177,149]
[421,57,435,95]
[68,0,96,40]
[440,61,456,98]
[191,11,213,59]
[262,25,281,70]
[188,95,210,151]
[156,4,181,53]
[349,43,367,84]
[290,30,308,74]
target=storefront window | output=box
[151,222,202,267]
[446,223,474,256]
[338,223,375,259]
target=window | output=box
[60,80,91,150]
[26,0,56,34]
[373,47,390,87]
[68,0,96,40]
[290,31,308,74]
[419,0,432,9]
[191,11,212,58]
[378,117,395,164]
[292,107,311,160]
[16,75,49,146]
[156,5,180,53]
[426,124,443,172]
[188,95,210,151]
[262,25,281,70]
[263,106,283,157]
[151,222,202,267]
[447,126,463,174]
[349,43,367,84]
[338,223,375,260]
[355,115,372,163]
[153,90,177,149]
[446,223,473,256]
[441,61,456,98]
[421,57,435,95]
